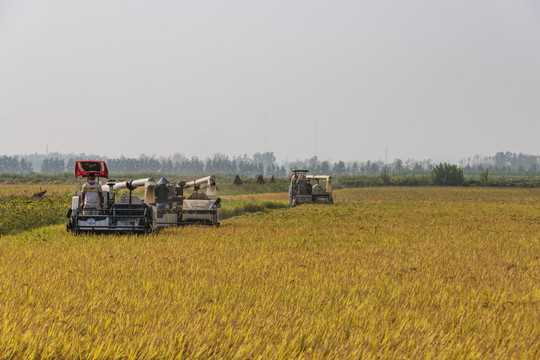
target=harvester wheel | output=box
[67,222,78,235]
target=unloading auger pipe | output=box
[101,178,157,205]
[101,178,157,192]
[184,175,217,196]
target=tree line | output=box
[0,155,33,174]
[1,151,539,176]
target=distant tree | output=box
[369,161,380,175]
[320,161,331,174]
[379,168,391,185]
[392,159,404,173]
[160,158,174,173]
[65,157,76,172]
[332,161,346,175]
[265,164,277,176]
[412,163,424,172]
[494,152,509,170]
[188,156,205,174]
[431,163,464,186]
[480,169,490,186]
[18,158,33,173]
[0,155,18,173]
[348,162,359,175]
[253,152,276,169]
[41,157,65,174]
[422,159,434,170]
[308,156,320,173]
[0,155,33,173]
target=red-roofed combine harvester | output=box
[66,161,220,235]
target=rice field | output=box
[0,184,287,235]
[0,184,77,201]
[0,187,539,358]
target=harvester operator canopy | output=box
[75,160,108,179]
[157,177,170,185]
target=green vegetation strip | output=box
[0,196,71,235]
[0,196,287,235]
[219,200,288,220]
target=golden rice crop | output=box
[0,184,77,201]
[221,192,289,203]
[0,187,539,359]
[0,195,70,235]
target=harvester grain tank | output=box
[289,169,333,207]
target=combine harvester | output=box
[288,169,333,207]
[153,176,221,228]
[66,160,220,235]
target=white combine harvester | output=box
[66,160,220,235]
[153,176,221,228]
[289,169,333,207]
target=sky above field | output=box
[1,0,539,163]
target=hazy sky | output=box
[1,0,539,163]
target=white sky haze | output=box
[1,0,539,162]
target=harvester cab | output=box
[289,169,333,207]
[67,160,158,235]
[151,175,221,228]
